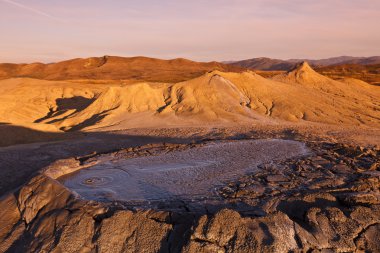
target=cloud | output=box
[0,0,64,22]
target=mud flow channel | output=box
[58,139,309,203]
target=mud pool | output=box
[59,139,309,202]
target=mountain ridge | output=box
[0,56,243,83]
[227,56,380,71]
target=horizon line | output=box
[1,54,380,65]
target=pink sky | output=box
[0,0,379,63]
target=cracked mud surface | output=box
[0,128,380,252]
[59,139,308,203]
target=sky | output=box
[0,0,379,63]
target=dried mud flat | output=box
[0,127,380,252]
[59,139,308,205]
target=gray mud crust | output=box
[1,139,380,252]
[59,139,308,205]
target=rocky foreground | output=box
[1,135,379,252]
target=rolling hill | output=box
[0,62,379,133]
[0,56,243,83]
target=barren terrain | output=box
[0,58,379,252]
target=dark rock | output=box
[339,193,380,206]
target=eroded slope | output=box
[0,63,379,132]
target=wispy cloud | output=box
[0,0,64,22]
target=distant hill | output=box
[227,56,380,71]
[225,57,295,71]
[0,56,243,83]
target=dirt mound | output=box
[272,61,335,86]
[0,78,103,132]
